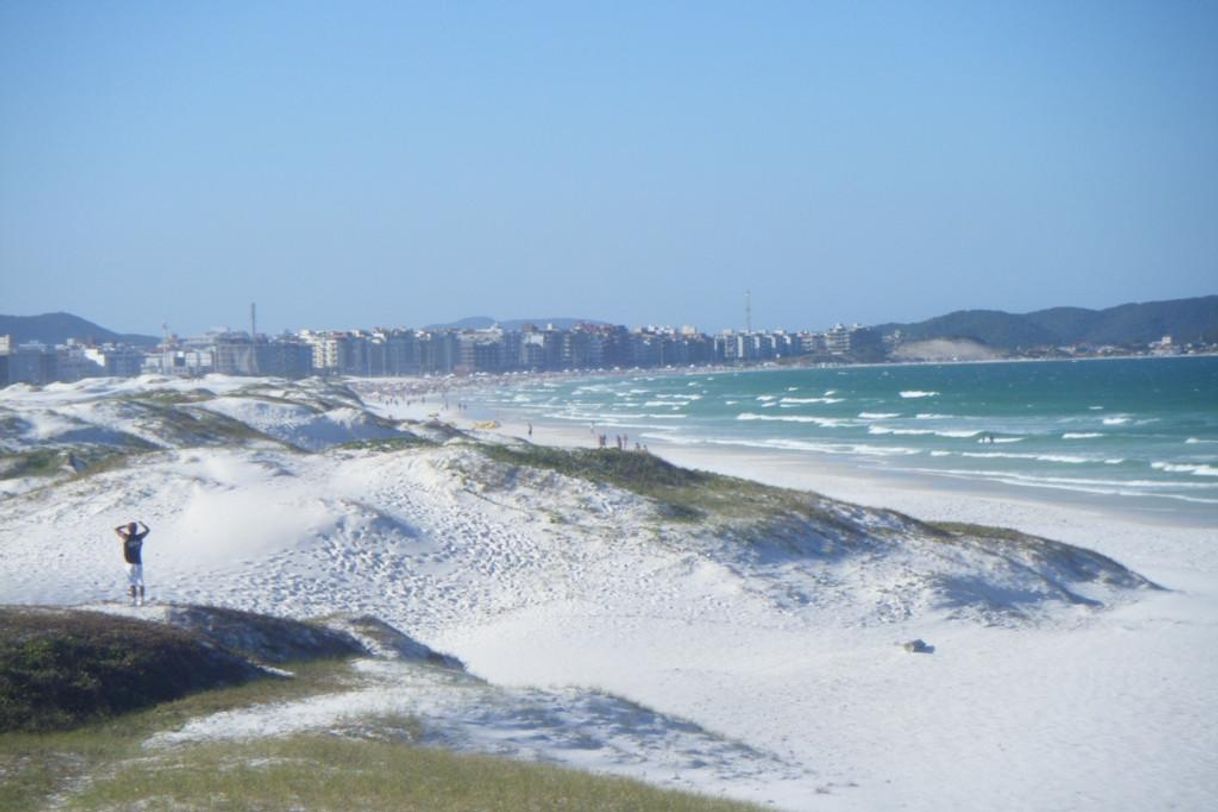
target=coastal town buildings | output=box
[0,316,1211,387]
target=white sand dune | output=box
[1,374,1215,810]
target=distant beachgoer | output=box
[527,422,533,437]
[115,520,150,606]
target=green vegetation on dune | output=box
[129,388,217,405]
[0,446,138,483]
[0,658,354,811]
[0,606,762,812]
[150,401,281,446]
[479,443,847,526]
[472,444,1162,597]
[0,448,71,480]
[61,735,762,812]
[0,608,267,732]
[0,392,286,486]
[338,434,435,452]
[928,521,1033,543]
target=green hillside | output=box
[877,295,1217,349]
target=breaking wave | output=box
[736,412,853,428]
[1151,462,1218,477]
[780,397,845,405]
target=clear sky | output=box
[2,1,1215,336]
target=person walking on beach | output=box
[115,520,150,606]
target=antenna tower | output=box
[162,322,171,375]
[249,302,259,375]
[745,290,752,333]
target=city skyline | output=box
[3,2,1216,337]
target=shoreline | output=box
[354,372,1218,810]
[5,371,1216,810]
[356,373,1215,587]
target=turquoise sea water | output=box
[473,357,1218,517]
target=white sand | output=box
[359,376,1218,809]
[2,374,1215,809]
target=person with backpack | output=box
[115,520,150,605]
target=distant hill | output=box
[876,295,1218,350]
[425,316,609,331]
[0,312,159,347]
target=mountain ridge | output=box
[875,295,1218,349]
[0,312,159,347]
[5,294,1214,350]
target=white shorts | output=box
[126,563,144,587]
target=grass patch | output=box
[132,401,281,448]
[0,608,268,733]
[479,444,843,525]
[73,449,132,477]
[928,521,1031,543]
[0,449,66,480]
[0,445,140,481]
[337,435,435,452]
[0,658,355,811]
[129,389,216,406]
[63,734,763,812]
[1,641,760,812]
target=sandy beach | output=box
[2,373,1214,809]
[358,373,1213,576]
[353,373,1218,808]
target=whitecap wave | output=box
[780,397,845,405]
[858,412,900,419]
[736,412,852,427]
[1151,462,1218,477]
[1063,432,1104,439]
[719,438,921,457]
[869,426,934,436]
[869,426,984,439]
[961,451,1090,464]
[900,390,939,399]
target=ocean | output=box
[469,356,1218,519]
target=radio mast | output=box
[249,302,259,375]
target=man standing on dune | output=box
[115,520,150,606]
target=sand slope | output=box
[1,374,1214,809]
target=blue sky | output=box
[2,1,1215,336]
